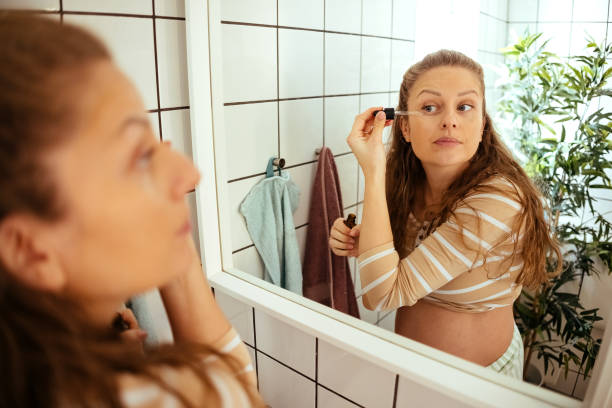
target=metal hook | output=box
[273,158,285,168]
[315,148,322,155]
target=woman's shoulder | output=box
[117,363,251,408]
[460,174,524,214]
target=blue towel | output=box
[239,169,303,294]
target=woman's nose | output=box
[169,149,201,200]
[441,111,458,129]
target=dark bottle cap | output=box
[372,107,395,120]
[344,213,357,229]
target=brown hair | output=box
[386,49,561,288]
[0,12,261,408]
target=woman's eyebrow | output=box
[416,89,479,97]
[115,116,150,137]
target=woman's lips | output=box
[434,137,461,146]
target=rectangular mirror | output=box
[199,0,612,405]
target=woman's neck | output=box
[422,162,468,204]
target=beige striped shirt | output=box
[357,176,524,313]
[118,327,259,407]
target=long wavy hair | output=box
[0,13,262,408]
[386,49,561,289]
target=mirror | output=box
[211,0,611,401]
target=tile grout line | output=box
[392,374,399,407]
[315,338,319,408]
[224,91,398,106]
[151,0,163,141]
[57,10,185,20]
[317,383,366,408]
[252,308,260,391]
[276,0,281,176]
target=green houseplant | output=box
[496,32,612,381]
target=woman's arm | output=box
[346,108,394,254]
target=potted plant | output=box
[496,32,612,382]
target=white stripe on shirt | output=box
[404,258,433,292]
[122,385,160,406]
[432,231,474,267]
[358,247,396,268]
[455,208,512,233]
[435,272,510,295]
[419,244,453,280]
[446,221,492,250]
[220,335,241,353]
[469,193,521,210]
[361,267,396,294]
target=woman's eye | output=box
[422,105,437,113]
[136,146,155,168]
[458,104,473,112]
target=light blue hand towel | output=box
[239,169,303,295]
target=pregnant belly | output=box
[394,300,516,366]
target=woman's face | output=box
[42,61,200,315]
[402,66,484,172]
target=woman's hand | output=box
[329,217,361,257]
[346,107,393,176]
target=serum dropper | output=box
[372,107,422,119]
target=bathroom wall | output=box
[504,0,612,399]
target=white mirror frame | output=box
[184,1,612,406]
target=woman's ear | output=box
[0,215,67,292]
[400,118,411,143]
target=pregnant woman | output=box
[329,50,561,379]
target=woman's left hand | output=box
[346,107,393,176]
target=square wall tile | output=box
[290,163,317,227]
[0,0,58,10]
[359,92,391,112]
[228,176,265,250]
[361,37,392,93]
[538,0,572,22]
[570,23,607,55]
[64,15,158,110]
[318,339,396,408]
[255,310,316,378]
[63,0,151,14]
[325,0,361,34]
[508,0,538,21]
[220,0,276,25]
[537,23,572,56]
[573,0,609,22]
[258,353,315,408]
[324,95,360,155]
[335,154,359,208]
[392,0,417,40]
[325,33,361,95]
[279,98,323,166]
[214,289,255,346]
[391,40,414,90]
[396,376,474,407]
[155,0,185,18]
[156,19,189,108]
[161,109,192,160]
[223,102,278,181]
[362,0,392,37]
[279,28,323,98]
[279,0,323,29]
[317,386,361,408]
[221,24,277,103]
[233,246,266,280]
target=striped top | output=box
[357,176,525,313]
[118,327,259,407]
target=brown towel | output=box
[302,147,360,319]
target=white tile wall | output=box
[318,339,396,408]
[396,376,475,407]
[255,309,316,379]
[0,0,58,10]
[317,386,361,408]
[324,95,360,155]
[215,290,255,346]
[279,98,323,166]
[538,0,573,22]
[155,0,185,18]
[257,353,316,408]
[278,29,324,98]
[508,0,539,22]
[223,102,278,180]
[155,19,189,108]
[62,0,151,14]
[362,0,393,37]
[325,33,361,95]
[392,0,417,40]
[221,24,277,103]
[220,0,276,25]
[361,36,392,92]
[573,0,609,21]
[278,0,323,30]
[325,0,361,34]
[64,14,158,110]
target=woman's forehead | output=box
[412,67,482,96]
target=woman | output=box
[0,13,264,407]
[329,50,561,379]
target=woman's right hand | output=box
[329,218,361,257]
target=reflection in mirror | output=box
[217,0,611,401]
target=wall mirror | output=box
[197,0,612,405]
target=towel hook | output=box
[315,148,322,155]
[273,158,285,168]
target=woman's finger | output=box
[329,237,354,250]
[350,107,382,134]
[330,227,355,244]
[119,308,139,330]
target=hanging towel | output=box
[302,147,360,318]
[239,166,303,295]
